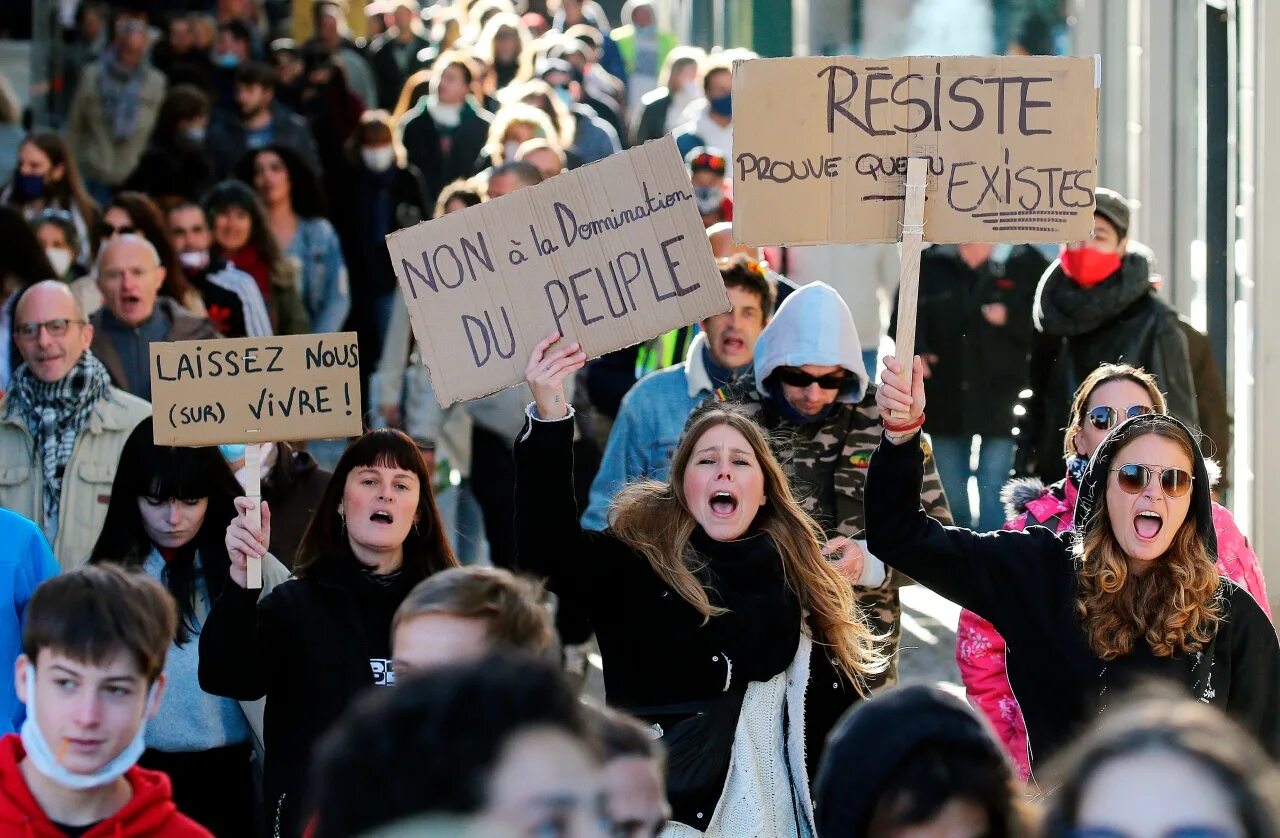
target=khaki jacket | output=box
[0,387,150,570]
[66,61,167,186]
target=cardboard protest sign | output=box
[385,135,730,406]
[731,55,1100,245]
[150,332,363,446]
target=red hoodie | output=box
[0,735,210,838]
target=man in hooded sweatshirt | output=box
[712,282,954,686]
[0,564,210,837]
[1015,187,1198,483]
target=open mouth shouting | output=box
[1133,510,1163,541]
[709,490,739,518]
[370,510,395,526]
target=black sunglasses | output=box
[775,367,849,390]
[1110,463,1195,498]
[96,222,136,238]
[1087,404,1153,431]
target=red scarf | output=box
[224,244,272,299]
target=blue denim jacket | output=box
[288,218,351,334]
[582,334,713,530]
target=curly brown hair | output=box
[1074,424,1221,660]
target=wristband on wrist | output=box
[882,412,926,434]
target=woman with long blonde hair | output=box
[517,335,883,836]
[871,356,1280,781]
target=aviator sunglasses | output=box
[1110,463,1194,498]
[1087,404,1153,431]
[774,367,849,390]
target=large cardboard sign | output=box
[385,135,729,406]
[731,55,1100,245]
[150,332,363,446]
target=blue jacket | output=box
[582,334,715,530]
[288,217,351,334]
[0,509,58,733]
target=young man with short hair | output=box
[0,564,210,837]
[391,567,553,678]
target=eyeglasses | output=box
[96,221,136,238]
[1087,404,1153,431]
[1110,463,1195,498]
[775,367,849,390]
[1067,827,1237,838]
[14,318,86,341]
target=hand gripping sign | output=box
[150,332,363,587]
[730,54,1101,416]
[384,135,730,407]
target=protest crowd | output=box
[0,1,1277,836]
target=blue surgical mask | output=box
[182,125,206,144]
[709,93,732,118]
[219,443,247,462]
[14,172,46,201]
[554,86,574,108]
[215,52,241,69]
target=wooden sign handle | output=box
[244,442,263,590]
[890,158,929,421]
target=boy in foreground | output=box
[0,564,209,837]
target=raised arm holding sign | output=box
[150,332,363,587]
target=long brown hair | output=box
[609,405,885,690]
[295,429,457,579]
[1064,364,1168,460]
[1074,423,1221,659]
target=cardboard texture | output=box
[150,332,363,446]
[385,135,731,406]
[731,55,1100,245]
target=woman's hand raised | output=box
[876,355,927,445]
[525,333,588,421]
[225,497,272,589]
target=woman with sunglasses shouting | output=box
[869,355,1280,779]
[955,364,1271,780]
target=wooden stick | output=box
[244,442,263,589]
[890,157,929,421]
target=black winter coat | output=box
[1016,249,1198,482]
[893,245,1048,438]
[199,553,422,837]
[399,100,491,210]
[867,422,1280,774]
[515,412,859,830]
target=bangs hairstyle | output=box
[609,405,885,691]
[200,179,285,268]
[23,564,178,684]
[294,429,457,578]
[1040,689,1280,838]
[1074,421,1221,660]
[1064,363,1168,461]
[89,418,242,645]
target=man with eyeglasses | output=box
[0,281,150,569]
[89,234,218,401]
[712,281,955,688]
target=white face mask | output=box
[681,81,702,99]
[44,247,73,277]
[20,665,158,790]
[177,249,210,271]
[362,146,396,172]
[503,140,522,162]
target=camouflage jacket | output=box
[711,375,955,589]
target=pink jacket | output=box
[955,476,1273,779]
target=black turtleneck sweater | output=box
[514,411,862,826]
